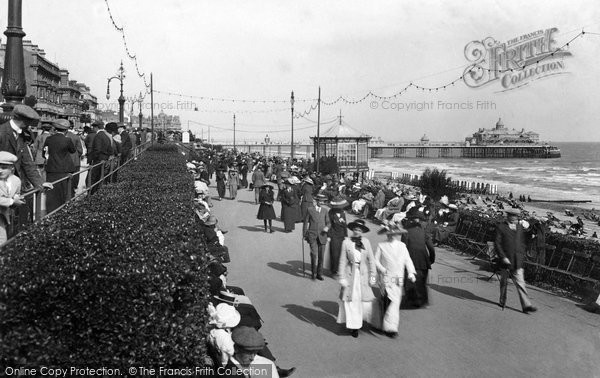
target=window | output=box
[337,142,356,168]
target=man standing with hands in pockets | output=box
[303,194,330,281]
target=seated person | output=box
[208,303,241,366]
[224,326,296,378]
[432,204,459,245]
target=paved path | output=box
[210,184,600,378]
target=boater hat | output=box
[330,196,348,208]
[347,219,370,233]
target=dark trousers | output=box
[71,166,80,197]
[46,172,71,214]
[217,181,226,198]
[90,162,103,195]
[329,237,344,274]
[406,269,429,307]
[308,237,325,277]
[120,150,130,165]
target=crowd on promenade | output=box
[185,144,541,375]
[0,104,153,244]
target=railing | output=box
[3,141,153,247]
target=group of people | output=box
[0,104,150,245]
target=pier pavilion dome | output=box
[495,118,505,130]
[310,118,372,174]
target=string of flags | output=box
[104,0,151,95]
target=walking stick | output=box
[301,235,306,277]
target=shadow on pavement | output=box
[267,260,307,278]
[313,300,339,316]
[238,225,287,233]
[282,304,342,335]
[237,200,257,205]
[429,283,499,307]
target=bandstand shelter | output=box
[311,120,372,174]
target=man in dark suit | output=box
[117,123,132,165]
[84,120,101,156]
[44,119,76,213]
[88,121,115,194]
[66,120,84,196]
[403,207,435,307]
[0,104,44,190]
[495,208,537,313]
[303,194,331,280]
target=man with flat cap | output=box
[44,119,77,213]
[495,208,537,313]
[223,326,279,377]
[0,104,44,190]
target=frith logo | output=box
[463,28,572,91]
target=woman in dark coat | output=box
[328,196,348,276]
[215,167,227,200]
[281,179,301,232]
[257,185,276,233]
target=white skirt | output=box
[337,265,379,330]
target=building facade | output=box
[466,118,540,145]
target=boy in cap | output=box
[0,151,24,244]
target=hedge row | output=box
[0,144,211,367]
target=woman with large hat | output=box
[215,165,227,201]
[257,184,276,233]
[374,224,416,337]
[281,178,301,232]
[328,196,348,276]
[207,303,241,365]
[432,203,459,246]
[336,219,378,338]
[403,207,435,308]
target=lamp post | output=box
[290,91,295,159]
[138,91,143,130]
[106,61,125,123]
[0,0,26,121]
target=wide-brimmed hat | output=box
[347,219,370,233]
[330,196,348,208]
[352,183,361,190]
[280,171,290,178]
[214,290,237,305]
[448,204,458,210]
[205,215,218,226]
[213,303,241,329]
[303,177,314,185]
[260,184,273,189]
[406,207,426,220]
[377,224,408,235]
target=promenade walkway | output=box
[210,184,600,377]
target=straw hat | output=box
[213,303,241,329]
[330,196,348,208]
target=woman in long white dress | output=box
[374,224,417,337]
[337,219,379,338]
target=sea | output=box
[370,142,600,209]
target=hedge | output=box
[0,144,211,367]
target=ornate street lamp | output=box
[106,61,125,123]
[138,91,143,130]
[0,0,26,122]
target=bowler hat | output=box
[347,219,370,233]
[231,326,265,351]
[12,104,39,121]
[0,151,18,165]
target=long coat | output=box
[0,121,42,189]
[44,134,77,173]
[300,182,314,219]
[67,130,84,168]
[495,222,526,270]
[402,222,435,270]
[89,130,114,164]
[338,237,376,302]
[281,186,301,229]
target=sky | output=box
[5,0,600,143]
